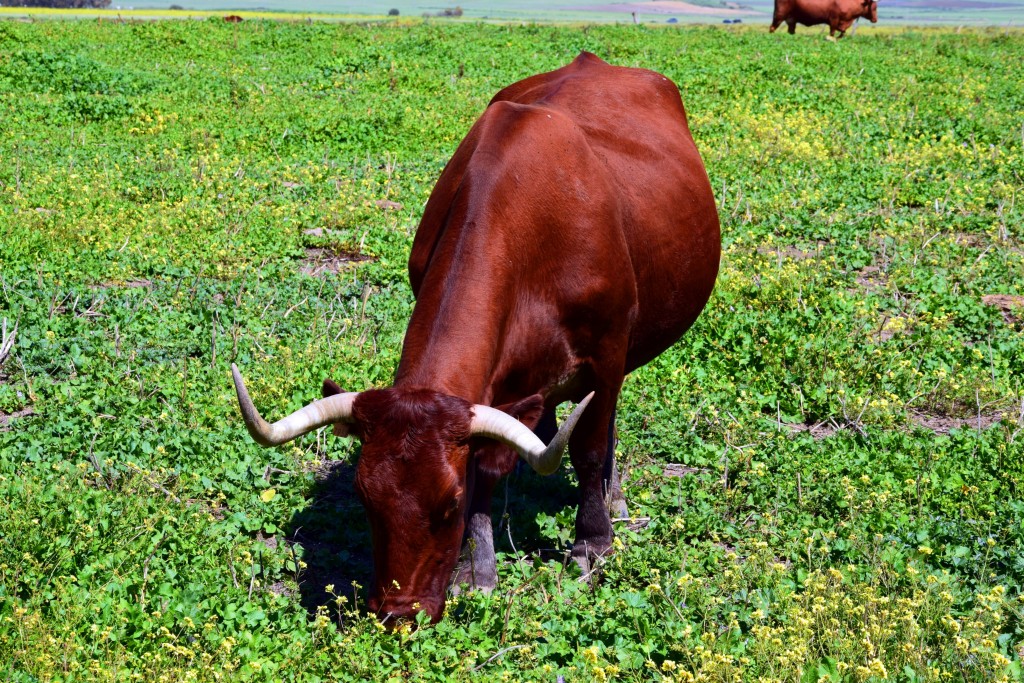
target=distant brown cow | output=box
[770,0,877,37]
[223,14,243,23]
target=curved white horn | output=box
[470,392,594,475]
[232,363,359,447]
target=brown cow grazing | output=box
[770,0,877,37]
[232,52,720,624]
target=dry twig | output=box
[0,318,17,368]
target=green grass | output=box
[1,19,1023,683]
[8,0,1024,25]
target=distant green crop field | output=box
[1,19,1023,683]
[10,0,1024,25]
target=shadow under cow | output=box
[285,455,580,619]
[286,459,375,615]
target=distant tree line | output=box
[2,0,112,7]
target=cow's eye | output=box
[443,497,460,521]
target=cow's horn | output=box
[232,363,359,447]
[469,392,594,475]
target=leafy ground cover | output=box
[1,18,1023,682]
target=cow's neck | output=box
[393,234,515,405]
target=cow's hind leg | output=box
[787,20,797,33]
[568,385,623,577]
[604,412,628,519]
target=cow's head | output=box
[864,0,878,22]
[230,364,591,624]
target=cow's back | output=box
[406,53,719,394]
[491,53,720,372]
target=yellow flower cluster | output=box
[652,566,1014,683]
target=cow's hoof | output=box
[572,553,592,580]
[449,563,497,595]
[571,539,613,583]
[572,551,612,584]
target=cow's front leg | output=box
[787,20,797,33]
[569,390,621,576]
[537,406,625,517]
[451,442,520,593]
[451,463,500,593]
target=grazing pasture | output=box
[41,0,1024,25]
[1,19,1023,682]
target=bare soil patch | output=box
[300,247,373,277]
[91,278,153,290]
[982,294,1024,325]
[663,463,707,477]
[756,240,828,262]
[953,232,987,249]
[302,227,343,238]
[268,581,295,597]
[786,420,841,439]
[875,314,913,342]
[855,265,888,291]
[953,232,1023,254]
[0,405,35,430]
[910,411,1001,434]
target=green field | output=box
[8,0,1024,26]
[2,19,1024,683]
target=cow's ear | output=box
[322,378,343,397]
[494,393,545,431]
[322,378,352,437]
